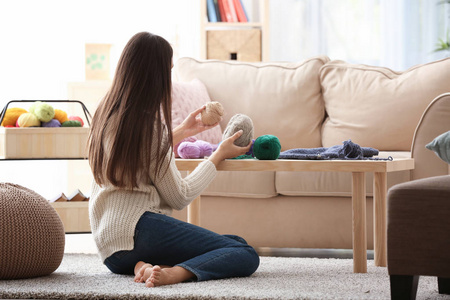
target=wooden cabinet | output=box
[200,0,270,61]
[51,202,90,233]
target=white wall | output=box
[0,0,200,198]
[0,0,200,102]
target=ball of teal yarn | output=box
[62,120,82,127]
[32,102,55,122]
[253,135,281,160]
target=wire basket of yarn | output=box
[0,100,92,128]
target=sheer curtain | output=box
[270,0,448,70]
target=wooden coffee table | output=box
[176,158,414,273]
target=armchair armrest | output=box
[411,93,450,180]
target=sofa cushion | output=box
[320,57,450,151]
[426,130,450,164]
[173,56,330,151]
[276,151,411,197]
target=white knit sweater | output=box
[89,135,217,262]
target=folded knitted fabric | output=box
[278,140,390,160]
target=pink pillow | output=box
[172,79,223,145]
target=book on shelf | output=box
[227,0,239,22]
[68,189,90,202]
[49,193,69,202]
[221,0,234,22]
[208,0,248,23]
[218,0,226,22]
[217,0,227,22]
[207,0,218,22]
[48,189,90,202]
[214,0,221,21]
[234,0,248,22]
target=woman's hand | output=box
[172,106,221,146]
[208,130,252,167]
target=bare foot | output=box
[134,261,153,283]
[145,266,195,288]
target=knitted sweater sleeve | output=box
[150,149,217,210]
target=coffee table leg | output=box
[188,196,201,226]
[352,172,367,273]
[374,172,387,267]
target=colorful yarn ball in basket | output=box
[53,109,69,124]
[68,115,84,127]
[1,107,27,127]
[62,120,82,127]
[17,113,41,127]
[42,119,61,127]
[30,102,55,122]
[253,135,281,160]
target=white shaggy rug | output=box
[0,254,446,300]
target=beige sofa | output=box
[172,56,450,250]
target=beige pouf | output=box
[0,183,65,279]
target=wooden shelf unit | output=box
[200,0,270,61]
[51,201,90,233]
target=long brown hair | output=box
[88,32,173,189]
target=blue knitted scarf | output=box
[278,140,392,160]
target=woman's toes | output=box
[141,267,154,282]
[145,265,161,287]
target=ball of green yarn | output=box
[31,102,55,122]
[28,101,41,115]
[62,120,82,127]
[253,135,281,160]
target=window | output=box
[270,0,448,70]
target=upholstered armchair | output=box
[387,174,450,299]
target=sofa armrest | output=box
[411,93,450,180]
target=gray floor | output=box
[257,247,374,259]
[65,233,375,259]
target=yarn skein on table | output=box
[201,101,224,126]
[178,140,213,159]
[222,114,254,147]
[253,135,281,160]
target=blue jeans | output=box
[104,212,260,281]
